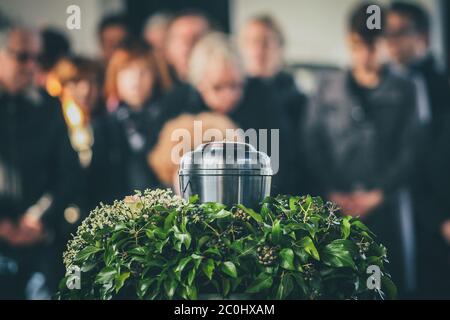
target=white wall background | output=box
[0,0,124,57]
[231,0,446,67]
[0,0,445,67]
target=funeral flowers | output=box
[57,189,396,300]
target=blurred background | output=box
[0,0,449,300]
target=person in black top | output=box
[303,4,420,297]
[238,14,307,134]
[0,26,82,298]
[385,2,450,298]
[88,41,165,209]
[156,32,295,196]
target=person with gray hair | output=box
[153,31,297,196]
[0,24,82,299]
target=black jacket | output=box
[303,69,419,195]
[155,79,298,195]
[0,88,82,237]
[86,101,163,209]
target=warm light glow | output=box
[46,74,62,97]
[64,99,84,128]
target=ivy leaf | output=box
[272,220,282,244]
[187,268,196,286]
[129,246,148,256]
[174,256,192,280]
[221,261,237,278]
[321,239,357,269]
[246,272,273,293]
[137,278,155,299]
[275,273,294,299]
[237,204,263,223]
[189,194,199,204]
[211,209,232,219]
[222,278,231,296]
[164,276,178,299]
[381,275,398,300]
[341,216,351,239]
[280,248,295,271]
[298,236,320,260]
[115,272,130,293]
[202,258,215,280]
[75,245,102,262]
[174,232,191,251]
[95,266,117,284]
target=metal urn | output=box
[179,141,273,208]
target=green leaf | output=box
[75,245,102,262]
[129,246,147,256]
[381,275,397,300]
[189,194,199,204]
[95,266,117,284]
[246,272,273,293]
[137,278,155,299]
[187,268,196,286]
[155,238,169,253]
[174,256,192,280]
[280,248,295,271]
[211,209,232,219]
[289,196,299,211]
[164,210,177,231]
[321,239,356,269]
[298,236,320,260]
[202,258,215,280]
[275,274,294,299]
[115,272,130,293]
[174,232,191,251]
[221,261,237,278]
[272,220,282,244]
[341,216,351,239]
[164,276,178,299]
[222,278,231,296]
[237,204,263,223]
[185,283,198,299]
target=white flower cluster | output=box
[63,189,186,267]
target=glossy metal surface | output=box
[179,141,272,208]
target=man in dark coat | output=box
[386,2,450,298]
[0,26,82,299]
[303,4,420,297]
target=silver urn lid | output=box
[179,141,273,176]
[179,141,273,208]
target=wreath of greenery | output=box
[57,189,396,300]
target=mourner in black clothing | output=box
[303,4,420,297]
[239,14,308,133]
[386,2,450,298]
[86,42,165,209]
[164,10,211,85]
[156,32,296,196]
[0,27,82,298]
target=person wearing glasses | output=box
[0,25,82,299]
[385,2,450,299]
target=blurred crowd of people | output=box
[0,1,449,299]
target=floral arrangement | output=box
[57,189,396,300]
